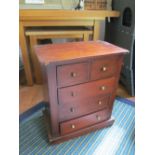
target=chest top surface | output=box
[35,41,128,64]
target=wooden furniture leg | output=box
[29,36,43,84]
[83,33,89,41]
[19,23,33,86]
[93,20,101,41]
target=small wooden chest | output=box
[35,41,128,143]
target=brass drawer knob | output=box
[100,86,106,91]
[70,107,75,112]
[98,101,102,105]
[96,115,101,121]
[71,92,75,97]
[101,66,107,71]
[71,124,75,129]
[71,72,77,77]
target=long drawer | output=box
[59,94,111,122]
[58,77,116,104]
[60,109,110,135]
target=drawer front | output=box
[60,109,110,135]
[91,57,119,80]
[57,62,89,87]
[59,95,111,122]
[58,77,115,104]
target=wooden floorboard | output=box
[19,84,44,113]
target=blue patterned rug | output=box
[19,98,135,155]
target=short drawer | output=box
[59,95,111,122]
[57,62,89,87]
[91,57,119,80]
[60,109,110,135]
[58,77,115,104]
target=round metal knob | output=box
[101,66,107,71]
[71,124,75,129]
[96,115,101,121]
[98,101,102,105]
[100,86,106,91]
[71,92,75,97]
[71,72,77,77]
[70,107,75,112]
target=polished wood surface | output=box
[90,56,119,80]
[58,77,116,104]
[59,94,110,122]
[60,109,110,135]
[25,28,93,36]
[19,83,134,114]
[44,109,114,144]
[46,64,59,136]
[57,62,89,87]
[19,10,120,21]
[19,9,120,85]
[34,41,128,143]
[35,41,128,64]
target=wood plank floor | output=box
[19,84,44,113]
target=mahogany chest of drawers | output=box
[35,41,128,143]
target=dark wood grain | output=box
[58,94,111,122]
[43,109,114,144]
[58,77,116,104]
[46,64,59,136]
[57,62,89,88]
[60,109,111,135]
[108,55,125,113]
[90,55,120,80]
[35,41,127,143]
[35,41,128,64]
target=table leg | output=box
[19,22,33,86]
[29,36,43,84]
[93,20,101,41]
[83,33,89,41]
